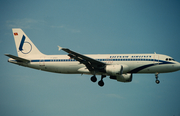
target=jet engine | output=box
[110,73,132,82]
[105,64,129,76]
[116,73,132,82]
[105,64,122,75]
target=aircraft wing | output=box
[5,54,30,63]
[60,47,106,72]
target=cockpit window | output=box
[166,58,175,61]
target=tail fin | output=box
[12,28,44,57]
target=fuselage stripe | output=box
[31,58,158,62]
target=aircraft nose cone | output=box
[176,63,180,70]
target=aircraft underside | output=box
[8,59,179,86]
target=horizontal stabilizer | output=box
[5,54,30,63]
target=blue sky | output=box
[1,0,180,116]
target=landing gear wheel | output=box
[98,80,104,87]
[155,80,160,84]
[98,75,106,87]
[91,75,97,82]
[155,73,160,84]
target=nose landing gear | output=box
[155,73,160,84]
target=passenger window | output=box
[166,58,168,61]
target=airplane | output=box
[5,28,180,87]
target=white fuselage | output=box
[9,53,180,75]
[7,28,180,86]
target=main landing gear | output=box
[91,75,97,82]
[90,75,106,87]
[155,73,160,84]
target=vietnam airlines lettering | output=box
[110,55,152,59]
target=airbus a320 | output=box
[5,28,180,86]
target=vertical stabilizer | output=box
[12,28,44,58]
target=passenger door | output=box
[153,55,159,64]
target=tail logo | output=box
[19,35,32,54]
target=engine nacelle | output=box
[116,73,132,82]
[106,65,122,76]
[105,64,129,76]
